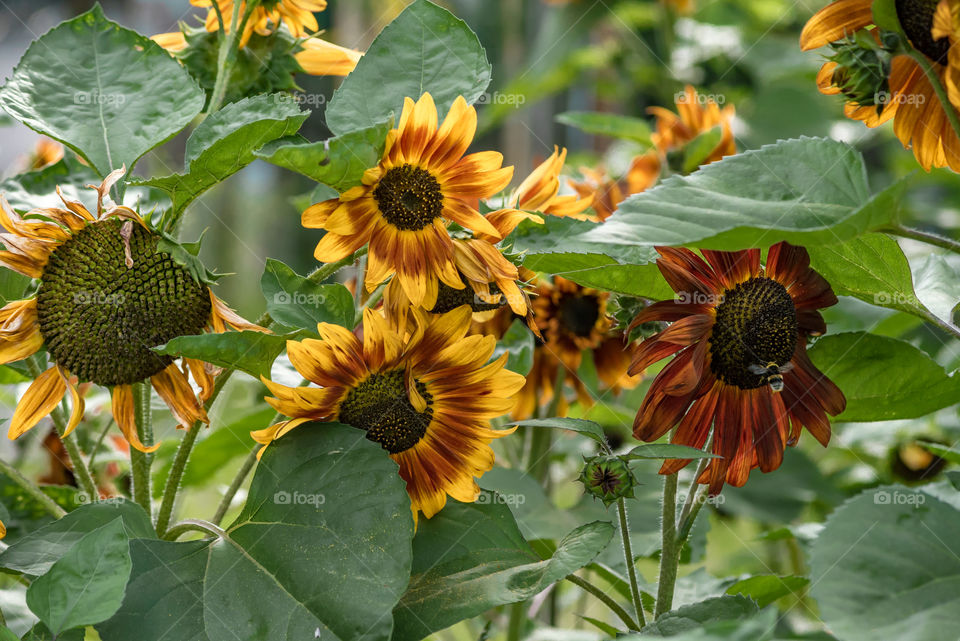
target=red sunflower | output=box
[629,242,846,494]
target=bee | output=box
[747,361,794,393]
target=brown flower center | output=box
[36,219,211,386]
[337,369,433,454]
[709,277,797,390]
[430,276,505,314]
[558,293,601,337]
[373,164,444,231]
[896,0,951,63]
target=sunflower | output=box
[509,146,594,219]
[649,85,737,169]
[568,158,659,222]
[21,138,64,171]
[191,0,326,46]
[302,92,514,309]
[801,0,960,172]
[512,276,641,419]
[253,306,524,521]
[628,242,846,494]
[0,170,264,452]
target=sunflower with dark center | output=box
[510,276,641,420]
[191,0,327,46]
[302,92,515,310]
[628,242,846,494]
[0,171,265,451]
[254,306,524,522]
[801,0,960,172]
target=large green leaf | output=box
[100,424,414,641]
[324,0,491,134]
[808,332,960,422]
[138,94,307,215]
[0,499,153,576]
[26,519,132,635]
[510,417,607,445]
[255,120,392,192]
[0,6,204,177]
[260,259,356,331]
[0,156,99,212]
[562,138,907,252]
[810,486,960,641]
[153,331,291,379]
[392,492,613,639]
[640,595,759,635]
[808,234,928,320]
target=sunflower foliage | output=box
[0,0,958,640]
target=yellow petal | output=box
[8,366,67,440]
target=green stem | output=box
[206,0,244,114]
[565,573,640,631]
[211,447,259,526]
[906,49,960,145]
[675,455,711,542]
[654,473,680,618]
[86,418,115,469]
[162,518,226,541]
[886,224,960,255]
[526,366,565,482]
[618,497,647,628]
[0,457,66,518]
[130,382,154,518]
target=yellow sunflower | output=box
[192,0,327,46]
[254,306,524,522]
[512,276,641,420]
[302,92,514,309]
[801,0,960,171]
[509,146,594,219]
[0,170,264,452]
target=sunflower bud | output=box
[827,34,895,113]
[579,455,637,506]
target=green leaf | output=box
[19,623,83,641]
[26,518,132,634]
[555,111,652,144]
[726,575,809,608]
[682,126,724,175]
[640,596,759,636]
[153,331,291,379]
[810,486,960,641]
[255,120,392,192]
[623,609,778,640]
[912,254,960,328]
[564,138,908,252]
[0,5,204,177]
[808,234,928,320]
[623,444,718,460]
[0,627,14,641]
[0,156,99,213]
[392,492,614,639]
[260,258,356,330]
[0,499,153,576]
[325,0,491,134]
[138,94,307,215]
[102,424,413,641]
[510,417,607,445]
[493,319,535,375]
[808,332,960,421]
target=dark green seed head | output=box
[373,164,444,231]
[709,277,798,390]
[896,0,951,63]
[36,219,211,386]
[579,455,636,506]
[338,369,433,454]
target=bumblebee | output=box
[747,361,794,393]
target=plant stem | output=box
[565,573,640,632]
[0,457,66,518]
[130,382,154,518]
[527,366,565,482]
[654,473,680,618]
[211,447,259,526]
[675,456,711,541]
[886,224,960,255]
[206,0,243,114]
[162,518,226,541]
[906,49,960,145]
[618,497,647,628]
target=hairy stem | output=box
[618,497,647,627]
[0,457,66,519]
[655,473,680,618]
[130,382,154,518]
[211,447,259,526]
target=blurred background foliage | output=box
[2,0,960,637]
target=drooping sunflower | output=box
[302,92,514,309]
[192,0,326,45]
[0,171,264,452]
[801,0,960,172]
[628,242,846,494]
[512,276,642,420]
[253,306,524,521]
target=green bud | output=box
[579,455,637,506]
[827,36,894,114]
